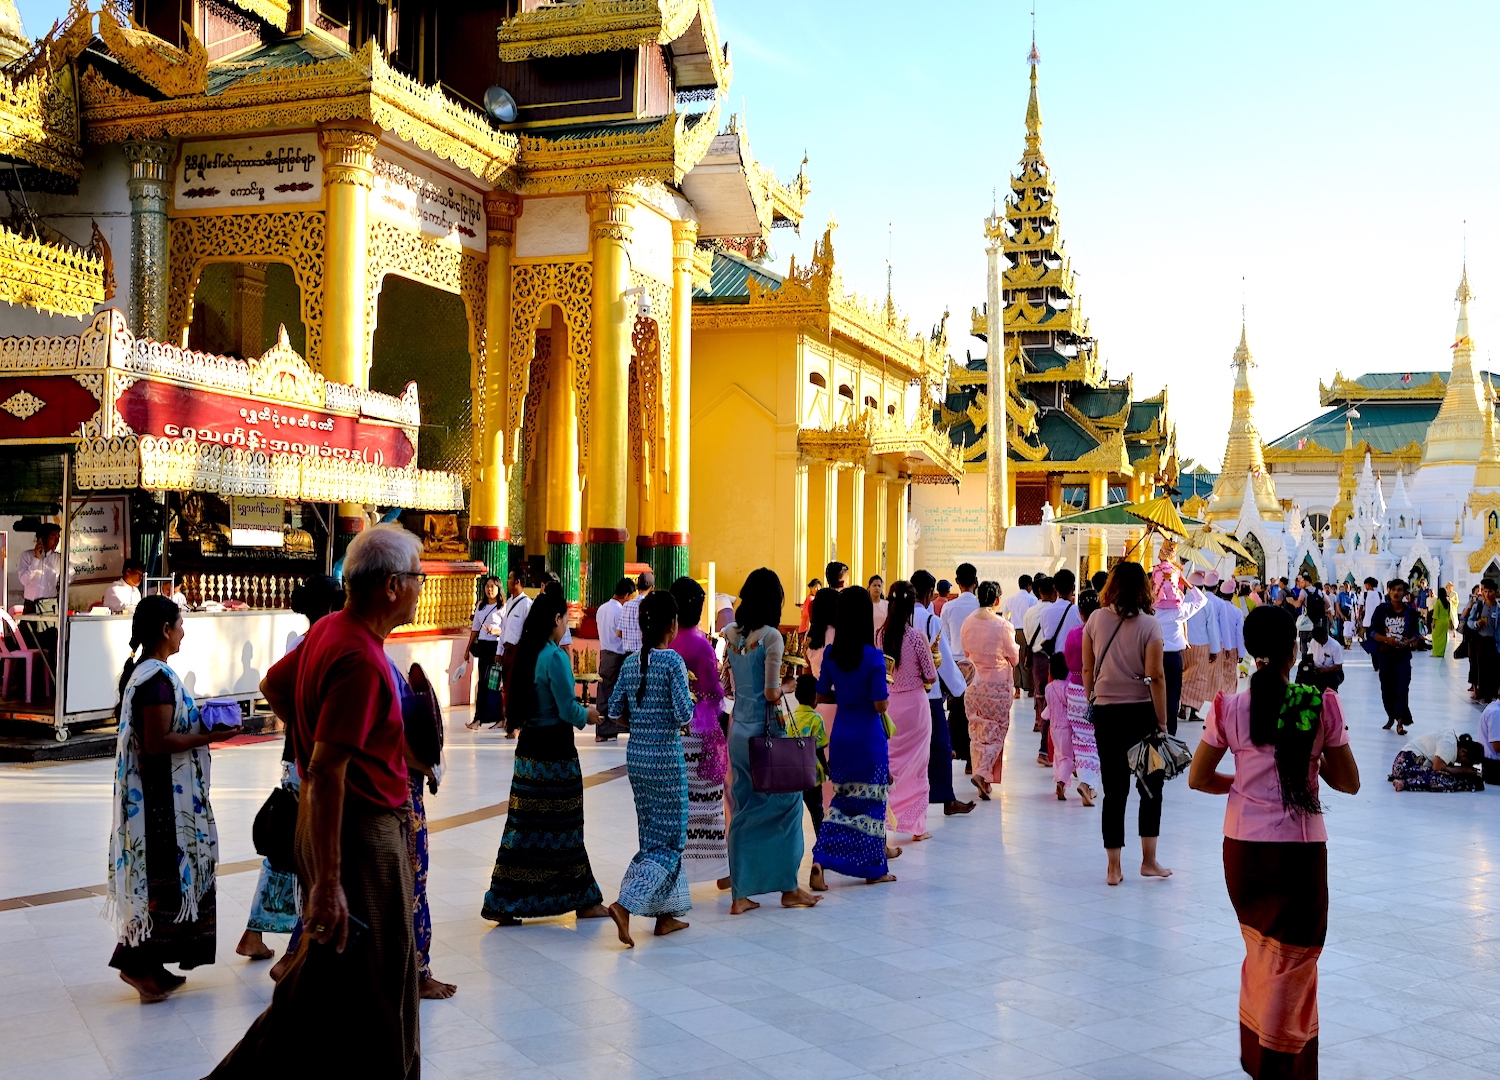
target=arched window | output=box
[887,403,896,416]
[808,372,826,388]
[837,384,854,400]
[863,395,878,409]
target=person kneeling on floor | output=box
[1389,730,1485,792]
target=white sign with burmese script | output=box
[230,497,286,548]
[370,149,486,252]
[175,135,323,211]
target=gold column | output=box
[804,457,828,586]
[585,190,635,606]
[791,459,809,598]
[1047,472,1063,515]
[318,121,379,387]
[544,326,583,599]
[867,470,889,582]
[824,461,841,569]
[471,191,519,579]
[1006,468,1019,528]
[890,477,910,582]
[1087,471,1109,577]
[124,141,173,342]
[654,219,697,584]
[318,121,379,544]
[847,462,866,588]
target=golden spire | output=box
[1422,263,1485,466]
[1023,42,1044,165]
[1207,317,1280,522]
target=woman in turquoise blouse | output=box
[482,592,612,924]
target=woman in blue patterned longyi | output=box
[607,590,696,946]
[813,587,896,886]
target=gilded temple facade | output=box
[913,44,1177,576]
[0,0,825,608]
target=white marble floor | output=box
[3,650,1500,1080]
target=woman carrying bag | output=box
[722,568,822,915]
[464,575,504,730]
[1082,562,1172,887]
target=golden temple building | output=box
[915,43,1177,577]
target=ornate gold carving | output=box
[1319,371,1448,405]
[798,412,963,480]
[0,224,106,318]
[397,569,481,634]
[223,0,291,30]
[75,436,141,489]
[96,7,208,99]
[485,191,521,248]
[521,333,551,485]
[672,219,698,268]
[587,188,636,242]
[507,261,593,472]
[81,40,518,186]
[517,102,720,194]
[0,59,82,180]
[9,1,94,80]
[168,212,327,368]
[319,123,379,187]
[0,390,46,420]
[364,221,488,407]
[628,316,659,486]
[498,0,731,93]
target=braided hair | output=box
[116,594,182,711]
[1244,604,1323,817]
[635,590,679,705]
[883,580,917,668]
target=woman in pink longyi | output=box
[960,580,1019,799]
[882,581,937,840]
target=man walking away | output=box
[497,570,532,734]
[1024,577,1057,729]
[1468,578,1500,704]
[1358,576,1380,668]
[1034,570,1082,764]
[1372,579,1423,736]
[940,563,981,766]
[824,561,849,591]
[594,577,635,740]
[211,524,425,1080]
[1002,574,1037,698]
[913,570,975,816]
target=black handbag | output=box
[748,699,817,793]
[252,784,298,872]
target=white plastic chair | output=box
[0,610,51,703]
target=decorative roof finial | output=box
[1023,5,1044,164]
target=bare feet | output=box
[607,902,634,947]
[910,832,932,842]
[1382,719,1395,730]
[1106,848,1124,886]
[809,864,828,892]
[653,916,689,937]
[1392,779,1406,791]
[1055,781,1067,802]
[865,873,897,884]
[885,844,902,859]
[269,952,296,981]
[1036,753,1051,767]
[419,976,458,999]
[730,897,760,914]
[1078,783,1096,807]
[576,904,611,920]
[780,888,822,908]
[1141,861,1174,879]
[715,876,732,891]
[972,775,992,801]
[118,970,171,1004]
[235,930,275,961]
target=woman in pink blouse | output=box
[959,580,1019,799]
[882,581,938,841]
[1190,605,1360,1080]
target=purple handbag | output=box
[748,699,817,793]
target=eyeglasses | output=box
[393,571,428,583]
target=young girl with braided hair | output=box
[607,590,696,946]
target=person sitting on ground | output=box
[103,559,147,614]
[1390,730,1485,792]
[1298,623,1345,693]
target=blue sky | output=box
[16,0,1499,468]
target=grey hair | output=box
[343,523,423,593]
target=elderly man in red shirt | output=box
[211,524,426,1080]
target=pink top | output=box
[1202,689,1348,843]
[887,625,937,693]
[806,626,834,680]
[960,611,1019,683]
[1063,624,1085,685]
[1041,679,1068,723]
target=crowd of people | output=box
[97,533,1500,1080]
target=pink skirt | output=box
[965,675,1013,785]
[886,686,932,835]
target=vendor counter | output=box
[64,609,308,717]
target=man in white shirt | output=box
[1214,578,1245,698]
[1031,568,1082,764]
[594,576,635,738]
[1357,576,1382,668]
[497,570,532,734]
[1002,574,1037,698]
[940,563,981,765]
[18,523,61,613]
[102,559,146,614]
[912,569,975,817]
[1301,623,1344,692]
[1181,571,1222,722]
[1153,567,1208,736]
[1023,576,1056,724]
[1478,699,1500,785]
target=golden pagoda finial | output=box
[1023,38,1044,165]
